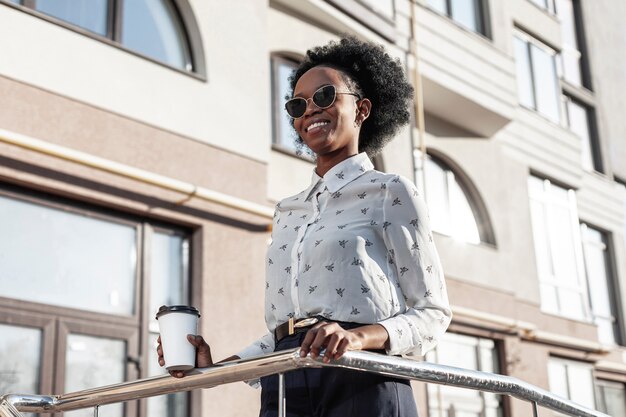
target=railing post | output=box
[532,401,539,417]
[278,373,286,417]
[93,405,99,417]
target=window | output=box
[596,380,626,417]
[271,54,308,158]
[556,0,588,88]
[415,151,495,245]
[426,333,504,417]
[580,224,622,345]
[563,96,602,172]
[528,176,589,320]
[514,32,561,123]
[0,187,191,417]
[358,0,394,20]
[324,0,396,40]
[528,0,556,14]
[5,0,199,73]
[426,0,489,36]
[548,359,596,411]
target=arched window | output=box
[7,0,205,75]
[415,150,496,245]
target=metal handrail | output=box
[0,348,609,417]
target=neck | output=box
[315,149,359,177]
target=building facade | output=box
[0,0,625,416]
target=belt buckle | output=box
[294,317,319,330]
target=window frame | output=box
[425,331,506,417]
[514,29,562,124]
[562,94,603,173]
[269,53,315,163]
[528,175,591,321]
[324,0,397,42]
[0,0,206,79]
[555,0,593,90]
[425,0,492,39]
[527,0,556,14]
[579,223,624,346]
[415,149,497,246]
[548,357,598,410]
[0,183,196,417]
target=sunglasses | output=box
[285,85,361,119]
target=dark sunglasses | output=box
[285,85,361,119]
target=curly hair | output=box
[289,36,414,157]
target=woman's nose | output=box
[302,97,321,116]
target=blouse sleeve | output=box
[378,175,452,356]
[234,332,275,389]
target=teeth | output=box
[306,121,329,132]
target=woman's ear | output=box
[356,98,372,122]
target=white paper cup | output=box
[156,305,201,371]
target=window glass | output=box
[514,36,535,108]
[427,0,447,14]
[596,380,626,417]
[121,0,192,71]
[581,225,619,345]
[0,324,41,395]
[64,334,125,417]
[566,98,595,171]
[529,0,556,13]
[359,0,394,19]
[0,194,137,316]
[567,365,596,409]
[451,0,482,33]
[556,0,582,85]
[548,359,596,410]
[427,0,486,35]
[147,231,190,417]
[530,44,560,123]
[426,333,503,417]
[416,153,482,244]
[36,0,108,36]
[528,177,588,319]
[272,56,302,156]
[514,33,561,123]
[449,178,480,244]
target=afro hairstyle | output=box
[289,36,414,157]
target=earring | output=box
[354,119,362,128]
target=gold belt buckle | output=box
[289,317,320,336]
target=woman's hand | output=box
[299,322,389,363]
[157,334,213,378]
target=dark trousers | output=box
[259,325,419,417]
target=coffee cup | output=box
[156,305,201,371]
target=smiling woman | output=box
[159,36,451,417]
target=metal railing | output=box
[0,348,609,417]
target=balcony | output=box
[416,7,517,137]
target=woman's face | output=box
[292,66,363,158]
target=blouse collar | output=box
[305,153,374,200]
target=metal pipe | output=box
[0,128,274,220]
[0,349,608,417]
[278,373,286,417]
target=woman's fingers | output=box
[299,322,325,357]
[334,338,351,360]
[323,333,342,363]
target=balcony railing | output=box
[0,348,609,417]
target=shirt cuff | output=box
[378,315,420,356]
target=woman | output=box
[158,37,451,416]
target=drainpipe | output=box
[409,0,428,199]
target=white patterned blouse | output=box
[237,152,451,361]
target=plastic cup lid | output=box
[156,305,201,320]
